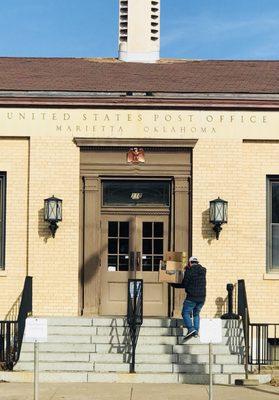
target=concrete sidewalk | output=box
[0,382,278,400]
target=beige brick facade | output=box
[27,137,80,317]
[0,139,29,318]
[0,108,278,323]
[0,135,80,319]
[193,138,279,322]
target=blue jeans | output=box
[182,299,204,332]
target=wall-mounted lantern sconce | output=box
[209,197,228,240]
[44,195,62,238]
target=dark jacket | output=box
[173,263,206,303]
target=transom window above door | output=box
[102,180,170,207]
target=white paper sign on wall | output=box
[200,319,222,344]
[24,318,48,343]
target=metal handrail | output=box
[127,279,143,373]
[0,276,32,370]
[237,279,279,372]
[16,276,32,359]
[237,279,250,327]
[249,323,279,372]
[0,321,18,370]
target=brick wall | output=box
[0,139,29,318]
[0,136,80,318]
[192,138,279,323]
[28,136,80,316]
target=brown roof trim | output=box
[1,96,279,110]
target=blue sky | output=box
[1,0,279,59]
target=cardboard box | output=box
[159,260,184,284]
[158,251,188,283]
[165,251,188,265]
[165,260,183,271]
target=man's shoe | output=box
[182,329,196,342]
[194,332,199,338]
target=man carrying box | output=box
[172,256,206,341]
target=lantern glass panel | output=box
[215,201,224,222]
[48,200,58,221]
[44,200,49,221]
[56,200,62,221]
[209,202,215,222]
[223,202,228,223]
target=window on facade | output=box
[0,173,6,270]
[267,177,279,271]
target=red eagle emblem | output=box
[127,148,145,164]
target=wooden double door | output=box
[100,214,169,316]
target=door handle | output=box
[129,251,135,271]
[136,252,141,271]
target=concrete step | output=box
[45,317,242,328]
[92,318,126,327]
[21,335,244,350]
[178,353,240,364]
[19,352,130,363]
[175,327,243,336]
[39,335,92,344]
[177,373,245,385]
[93,318,176,328]
[174,364,222,374]
[88,372,179,383]
[18,352,179,364]
[16,361,244,375]
[21,337,241,354]
[90,335,177,345]
[94,363,175,373]
[18,352,241,367]
[92,326,240,336]
[176,336,243,346]
[42,335,244,346]
[91,353,178,364]
[38,332,244,346]
[15,361,94,372]
[47,326,97,335]
[46,317,176,328]
[1,370,271,385]
[46,317,93,326]
[96,343,172,354]
[173,344,230,355]
[139,335,243,345]
[94,318,242,329]
[87,372,250,385]
[94,363,130,373]
[21,343,97,353]
[96,327,173,336]
[176,319,242,329]
[0,371,88,383]
[174,364,245,374]
[19,352,91,362]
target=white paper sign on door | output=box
[24,318,48,343]
[200,319,222,344]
